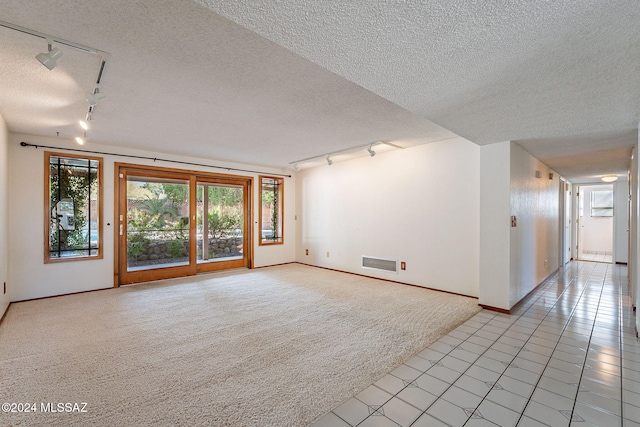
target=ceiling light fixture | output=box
[326,156,333,166]
[601,175,618,183]
[0,20,110,127]
[293,164,299,172]
[87,86,106,107]
[35,39,63,70]
[367,144,376,157]
[75,136,85,145]
[79,120,89,130]
[290,140,403,169]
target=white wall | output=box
[509,143,560,307]
[479,141,511,309]
[479,142,561,310]
[297,138,560,310]
[0,114,9,317]
[295,137,480,297]
[8,133,295,301]
[580,185,613,254]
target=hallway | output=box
[313,261,640,426]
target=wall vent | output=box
[362,256,398,273]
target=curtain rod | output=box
[20,142,292,178]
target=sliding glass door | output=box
[117,165,251,285]
[126,176,190,272]
[196,179,248,273]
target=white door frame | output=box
[576,183,615,262]
[559,179,571,265]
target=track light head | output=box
[326,156,333,166]
[87,92,106,107]
[367,145,376,157]
[36,45,63,70]
[293,163,299,172]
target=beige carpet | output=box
[0,264,480,426]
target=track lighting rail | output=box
[290,140,403,168]
[0,20,109,56]
[1,19,110,140]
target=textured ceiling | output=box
[0,0,455,170]
[0,0,639,180]
[198,0,640,180]
[518,130,638,184]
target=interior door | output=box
[564,182,571,264]
[578,188,584,260]
[116,165,252,285]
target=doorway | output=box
[577,184,614,263]
[115,164,252,285]
[560,179,571,266]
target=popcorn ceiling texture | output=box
[0,0,456,169]
[198,0,640,179]
[0,0,638,179]
[198,0,639,142]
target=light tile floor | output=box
[579,252,613,263]
[311,261,640,427]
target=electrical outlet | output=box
[305,249,309,256]
[326,252,330,257]
[400,262,406,271]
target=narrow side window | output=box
[259,176,283,245]
[45,152,103,262]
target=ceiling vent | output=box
[362,256,398,274]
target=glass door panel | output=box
[126,176,190,272]
[117,164,251,286]
[197,182,244,264]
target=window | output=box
[45,152,103,262]
[591,189,614,217]
[259,176,283,245]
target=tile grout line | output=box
[482,261,621,426]
[383,312,501,426]
[464,262,600,426]
[565,263,612,424]
[617,264,625,424]
[480,261,599,426]
[344,310,500,426]
[324,261,626,427]
[450,285,576,425]
[410,262,585,426]
[480,265,595,425]
[505,262,613,424]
